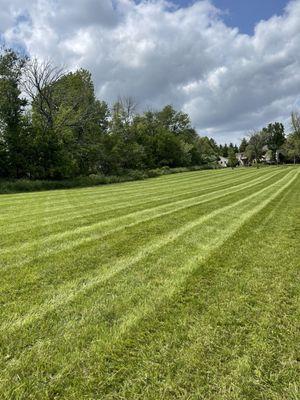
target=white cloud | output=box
[1,0,300,143]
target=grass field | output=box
[0,166,299,399]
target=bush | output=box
[126,170,147,181]
[147,169,162,178]
[0,164,219,194]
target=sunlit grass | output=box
[0,166,299,399]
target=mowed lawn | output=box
[0,167,299,400]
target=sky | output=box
[173,0,289,34]
[1,0,300,143]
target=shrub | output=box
[0,164,219,194]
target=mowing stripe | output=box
[2,172,274,249]
[112,180,300,397]
[1,168,296,334]
[0,169,286,264]
[0,168,297,387]
[0,169,260,229]
[41,168,300,373]
[0,169,231,207]
[0,169,256,218]
[0,168,240,205]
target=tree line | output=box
[236,120,300,166]
[0,48,299,180]
[0,49,220,179]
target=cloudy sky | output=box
[1,0,300,143]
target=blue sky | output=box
[174,0,289,34]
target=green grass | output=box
[0,166,299,399]
[0,165,214,194]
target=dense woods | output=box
[1,48,300,180]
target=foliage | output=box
[245,131,266,165]
[0,165,217,194]
[219,142,238,157]
[283,134,300,163]
[0,49,220,179]
[227,147,237,168]
[262,122,285,162]
[239,137,248,153]
[1,47,300,182]
[0,48,28,177]
[239,119,298,166]
[283,112,300,163]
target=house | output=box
[219,153,249,167]
[236,153,248,166]
[218,156,228,167]
[261,145,272,163]
[261,145,284,164]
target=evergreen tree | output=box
[227,148,237,169]
[239,138,248,153]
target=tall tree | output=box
[23,63,110,178]
[0,48,28,177]
[246,131,265,167]
[262,122,285,162]
[239,138,248,153]
[221,143,229,157]
[51,69,110,175]
[157,105,197,143]
[191,136,217,165]
[284,112,300,164]
[228,148,237,169]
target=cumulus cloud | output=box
[1,0,300,142]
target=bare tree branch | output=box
[22,58,66,130]
[291,111,300,135]
[117,95,138,124]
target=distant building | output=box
[219,147,283,167]
[236,153,249,166]
[218,153,249,167]
[218,156,228,167]
[261,148,284,164]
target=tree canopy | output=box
[0,50,221,179]
[0,48,299,180]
